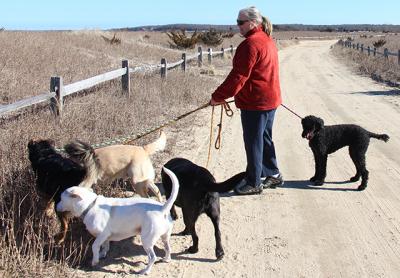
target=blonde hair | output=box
[239,6,272,36]
[262,16,273,36]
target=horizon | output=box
[1,1,399,31]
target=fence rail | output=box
[338,40,400,65]
[0,45,236,118]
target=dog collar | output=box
[80,197,97,220]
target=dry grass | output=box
[332,33,400,85]
[0,30,244,105]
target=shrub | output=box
[200,28,223,46]
[222,27,235,38]
[373,39,386,48]
[101,33,121,45]
[166,29,200,49]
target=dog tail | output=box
[161,167,179,216]
[203,171,247,193]
[143,131,166,155]
[64,140,97,186]
[64,140,95,163]
[368,132,390,142]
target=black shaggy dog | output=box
[161,158,246,260]
[28,139,86,244]
[301,115,389,190]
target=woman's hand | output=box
[210,98,226,106]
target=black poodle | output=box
[301,115,389,190]
[161,158,245,260]
[28,139,87,244]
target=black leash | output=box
[280,103,303,119]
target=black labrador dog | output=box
[301,115,389,190]
[28,139,87,244]
[161,158,245,260]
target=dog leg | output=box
[313,153,327,185]
[182,212,199,253]
[99,240,110,259]
[91,232,110,266]
[147,181,163,202]
[161,231,172,262]
[133,181,150,198]
[170,205,178,221]
[206,206,224,260]
[55,211,69,245]
[140,246,157,275]
[358,169,369,191]
[349,148,369,190]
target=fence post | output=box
[198,46,203,67]
[361,44,364,53]
[398,50,400,65]
[208,48,212,64]
[50,76,63,117]
[230,45,234,55]
[161,58,167,79]
[181,53,186,72]
[373,47,376,56]
[367,46,370,56]
[384,48,388,60]
[357,43,359,50]
[121,59,130,97]
[221,47,225,58]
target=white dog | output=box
[56,166,179,275]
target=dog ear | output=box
[68,188,83,199]
[28,139,35,147]
[315,117,324,131]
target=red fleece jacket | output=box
[212,26,282,111]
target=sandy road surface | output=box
[77,40,400,277]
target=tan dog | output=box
[64,132,166,201]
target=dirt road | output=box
[79,40,400,277]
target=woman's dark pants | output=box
[240,109,279,186]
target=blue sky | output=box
[1,0,399,30]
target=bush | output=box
[101,33,121,45]
[166,29,200,49]
[200,28,223,46]
[221,27,235,38]
[373,39,386,48]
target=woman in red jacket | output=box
[211,6,283,195]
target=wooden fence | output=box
[0,45,236,118]
[338,40,400,65]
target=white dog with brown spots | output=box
[56,166,179,275]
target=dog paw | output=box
[54,234,65,245]
[178,229,190,236]
[313,180,324,186]
[350,176,360,182]
[357,185,366,191]
[162,256,171,263]
[215,249,224,261]
[139,268,151,275]
[187,246,199,254]
[91,259,99,267]
[309,176,316,182]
